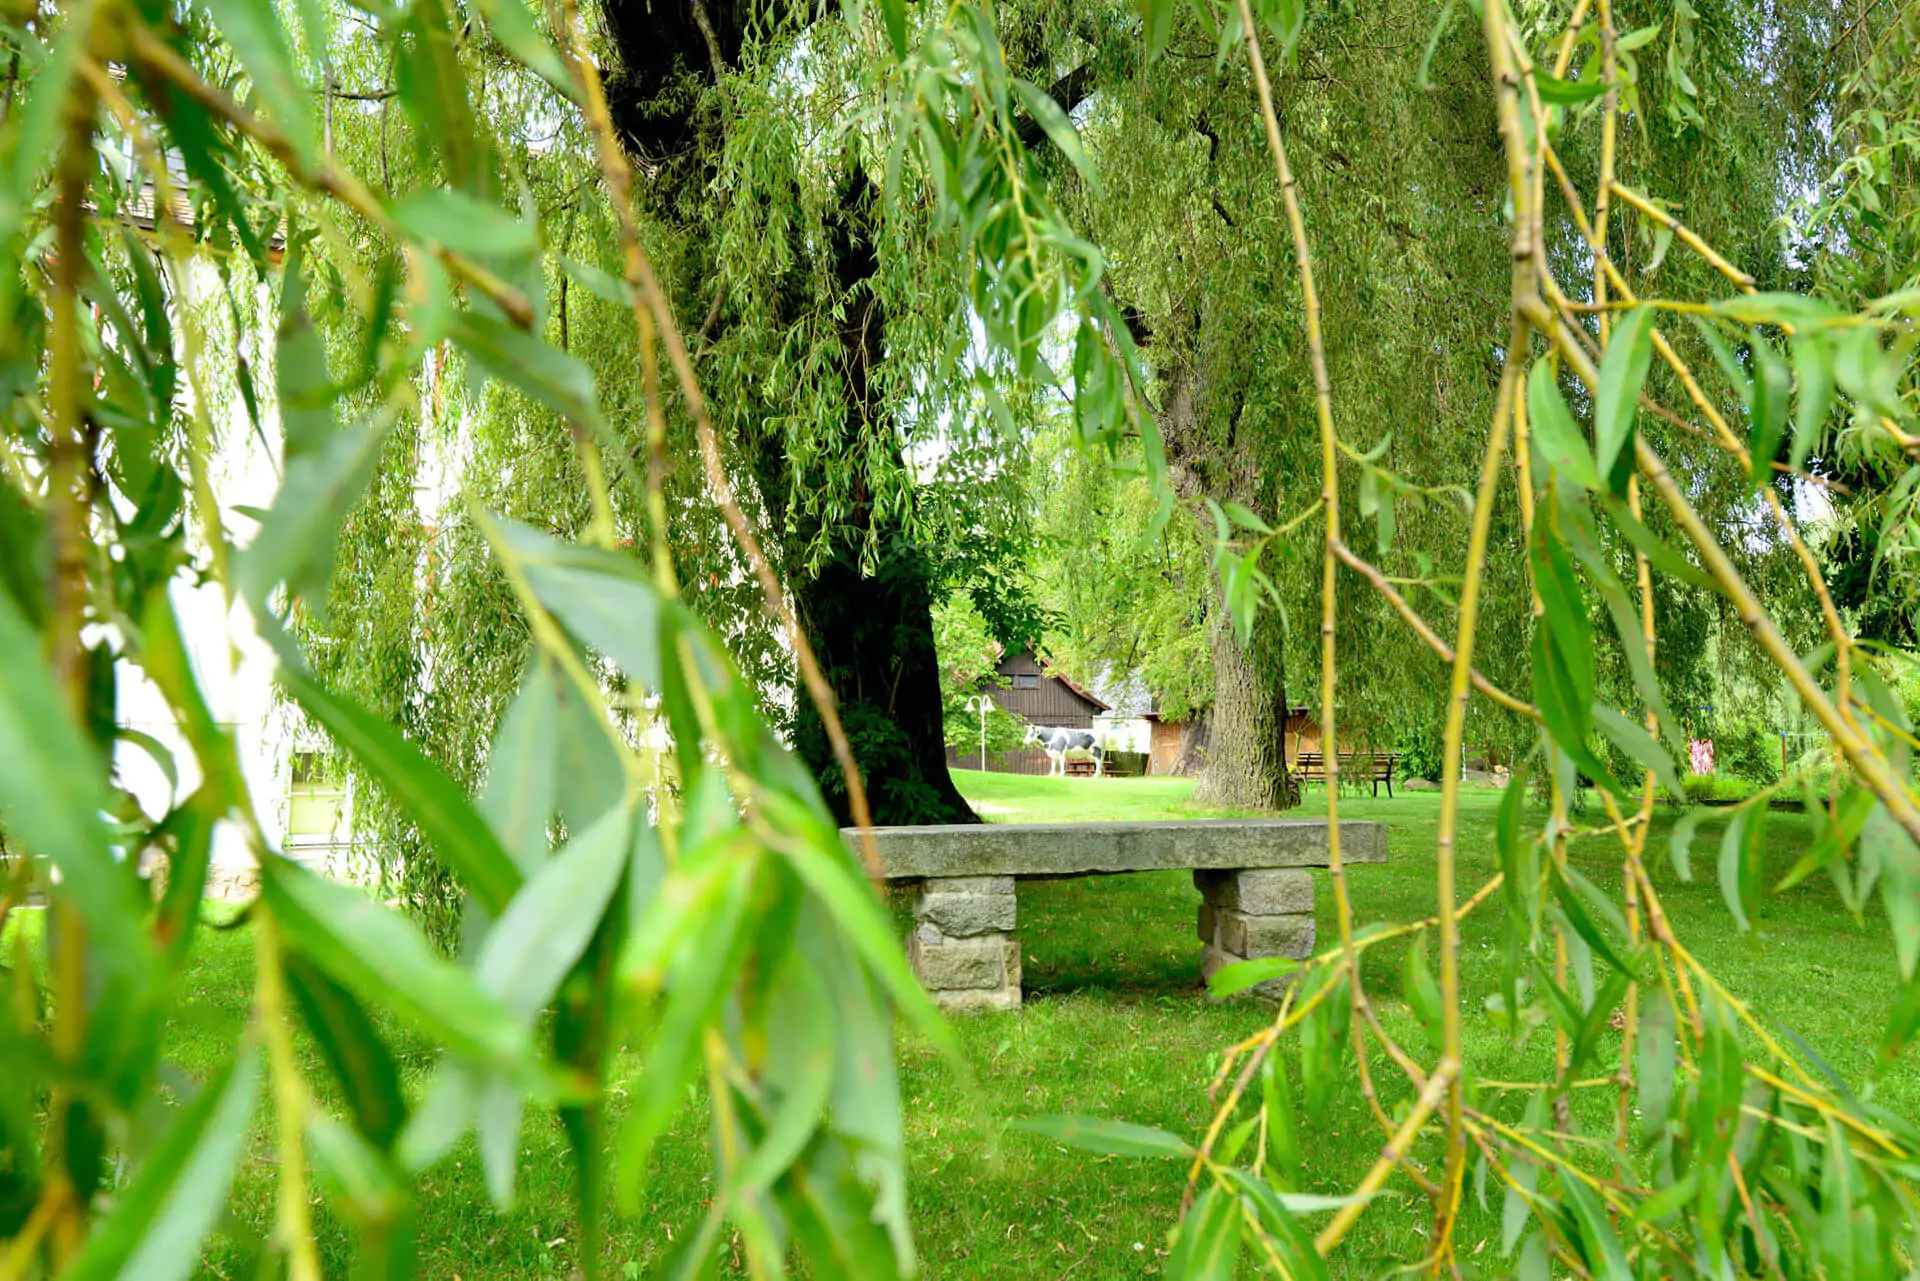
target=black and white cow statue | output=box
[1023,723,1105,777]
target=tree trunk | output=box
[1190,612,1293,808]
[1156,352,1298,810]
[787,546,977,825]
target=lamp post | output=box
[964,695,992,772]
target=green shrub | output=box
[1397,723,1445,782]
[1717,718,1781,786]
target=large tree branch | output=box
[1013,62,1098,150]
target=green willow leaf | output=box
[1261,1056,1301,1188]
[285,953,410,1151]
[449,310,605,434]
[470,0,575,96]
[1638,992,1677,1144]
[1717,806,1758,933]
[1014,1114,1193,1158]
[559,254,633,306]
[1222,1170,1332,1279]
[1557,490,1685,754]
[1863,803,1920,980]
[1207,955,1297,998]
[1010,77,1096,190]
[1137,0,1174,59]
[390,190,539,261]
[1791,332,1835,470]
[1526,362,1600,491]
[0,589,146,972]
[765,792,963,1069]
[1501,1148,1539,1254]
[474,803,631,1021]
[1533,71,1608,104]
[1594,305,1656,490]
[737,962,836,1193]
[1749,329,1790,484]
[305,1113,406,1228]
[1593,703,1685,798]
[1884,969,1920,1061]
[1553,866,1642,980]
[1404,928,1443,1044]
[1562,1165,1634,1281]
[0,22,81,242]
[478,656,560,874]
[1668,807,1708,881]
[616,858,754,1213]
[261,858,537,1077]
[479,512,664,691]
[236,411,394,615]
[279,665,522,915]
[475,1075,524,1210]
[1165,1184,1240,1281]
[1597,494,1718,591]
[877,0,909,56]
[394,1062,480,1175]
[65,1050,260,1281]
[203,0,319,164]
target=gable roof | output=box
[1049,667,1111,712]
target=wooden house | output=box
[1147,704,1320,776]
[988,650,1109,728]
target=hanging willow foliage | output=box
[0,1,956,1275]
[2,0,1919,1278]
[1010,0,1920,1274]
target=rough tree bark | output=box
[1154,328,1297,811]
[603,1,976,824]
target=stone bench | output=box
[842,819,1388,1011]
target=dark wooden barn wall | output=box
[986,653,1102,728]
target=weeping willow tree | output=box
[7,0,1920,1277]
[298,0,1126,927]
[1021,0,1855,810]
[302,4,1086,914]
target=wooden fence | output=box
[945,746,1152,777]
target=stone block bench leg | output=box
[907,876,1020,1012]
[1194,869,1315,1003]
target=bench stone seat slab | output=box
[847,819,1387,1012]
[853,818,1387,880]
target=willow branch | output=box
[254,917,322,1281]
[1526,298,1920,848]
[1608,181,1756,290]
[1316,1064,1455,1255]
[38,14,115,1255]
[1425,0,1541,1253]
[1329,540,1539,720]
[1540,147,1856,698]
[1231,1,1393,1192]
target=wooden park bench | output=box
[843,819,1388,1010]
[1294,751,1402,798]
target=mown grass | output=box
[77,771,1917,1276]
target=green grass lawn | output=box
[105,771,1917,1277]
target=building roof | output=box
[1051,667,1111,713]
